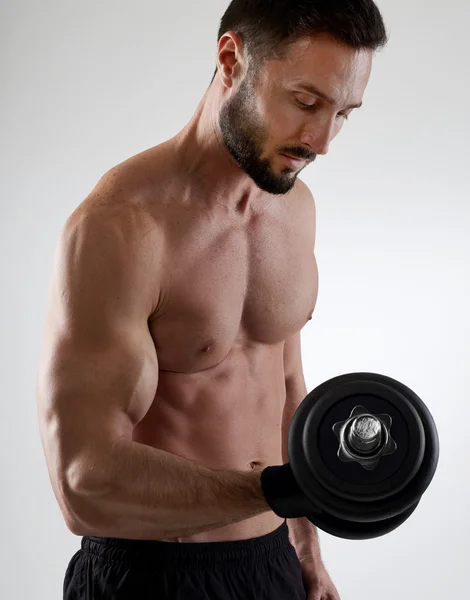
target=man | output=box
[37,1,388,598]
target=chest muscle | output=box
[150,210,318,373]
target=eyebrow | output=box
[296,82,363,110]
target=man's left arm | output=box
[281,183,340,598]
[281,180,323,566]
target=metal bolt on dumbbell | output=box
[332,406,398,471]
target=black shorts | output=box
[64,521,307,599]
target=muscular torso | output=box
[109,143,318,542]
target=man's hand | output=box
[300,559,341,600]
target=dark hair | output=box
[210,0,388,84]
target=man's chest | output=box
[149,205,318,373]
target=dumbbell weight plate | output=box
[304,376,425,499]
[289,373,439,523]
[307,499,421,541]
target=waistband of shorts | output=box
[81,520,291,570]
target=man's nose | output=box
[301,119,336,156]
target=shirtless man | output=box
[37,1,387,598]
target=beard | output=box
[218,73,308,196]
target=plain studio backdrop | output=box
[1,0,469,598]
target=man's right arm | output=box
[37,198,269,540]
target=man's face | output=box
[218,34,373,195]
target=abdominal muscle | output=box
[132,344,287,542]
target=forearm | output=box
[287,517,322,563]
[66,439,270,540]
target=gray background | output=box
[2,0,469,598]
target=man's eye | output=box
[295,99,314,110]
[295,99,350,120]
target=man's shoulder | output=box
[63,178,166,268]
[70,145,171,232]
[93,144,171,207]
[295,179,316,211]
[291,179,316,236]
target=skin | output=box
[37,29,372,557]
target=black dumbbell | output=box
[288,372,439,539]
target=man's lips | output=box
[281,153,308,167]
